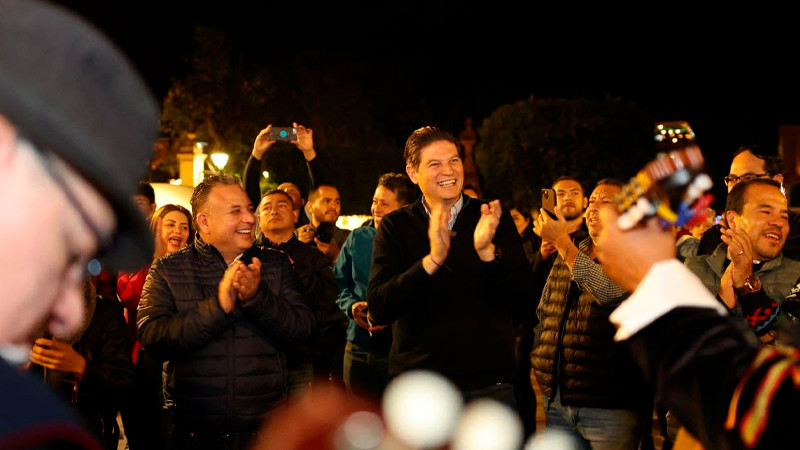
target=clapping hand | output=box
[474,200,501,261]
[234,257,262,302]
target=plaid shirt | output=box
[571,237,628,307]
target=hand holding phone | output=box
[542,188,557,219]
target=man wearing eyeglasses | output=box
[698,145,800,260]
[0,0,159,447]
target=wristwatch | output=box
[735,274,762,295]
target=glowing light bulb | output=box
[451,399,523,450]
[382,370,463,449]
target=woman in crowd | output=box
[117,203,193,450]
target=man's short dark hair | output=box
[307,183,339,204]
[595,178,625,189]
[725,178,784,214]
[377,173,418,206]
[190,174,242,220]
[137,181,155,204]
[261,188,294,206]
[507,198,532,217]
[733,145,783,176]
[552,175,586,195]
[403,126,464,169]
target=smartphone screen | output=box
[268,127,297,141]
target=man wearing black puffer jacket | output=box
[138,174,315,450]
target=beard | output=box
[562,209,584,221]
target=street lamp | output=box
[209,152,229,172]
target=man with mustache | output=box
[685,178,800,343]
[302,184,351,261]
[532,176,588,291]
[698,145,800,259]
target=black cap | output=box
[0,0,159,270]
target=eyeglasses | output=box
[28,138,113,263]
[723,172,772,186]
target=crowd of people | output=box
[4,1,800,450]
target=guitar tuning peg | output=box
[693,173,713,191]
[617,211,637,230]
[636,197,654,215]
[656,203,678,224]
[676,202,694,227]
[685,185,702,203]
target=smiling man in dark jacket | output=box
[138,174,315,449]
[367,126,532,408]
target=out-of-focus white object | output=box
[382,370,463,449]
[523,428,581,450]
[150,182,193,211]
[336,411,386,450]
[451,398,523,450]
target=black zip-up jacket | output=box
[257,235,345,353]
[367,195,535,391]
[137,236,314,434]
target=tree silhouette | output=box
[474,96,655,207]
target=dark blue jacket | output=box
[138,236,314,434]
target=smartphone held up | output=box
[269,127,297,142]
[542,188,557,219]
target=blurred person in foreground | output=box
[596,200,800,449]
[0,0,158,447]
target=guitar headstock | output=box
[616,144,714,230]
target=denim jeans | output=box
[543,389,647,450]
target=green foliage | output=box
[474,97,655,208]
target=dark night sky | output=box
[53,1,800,183]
